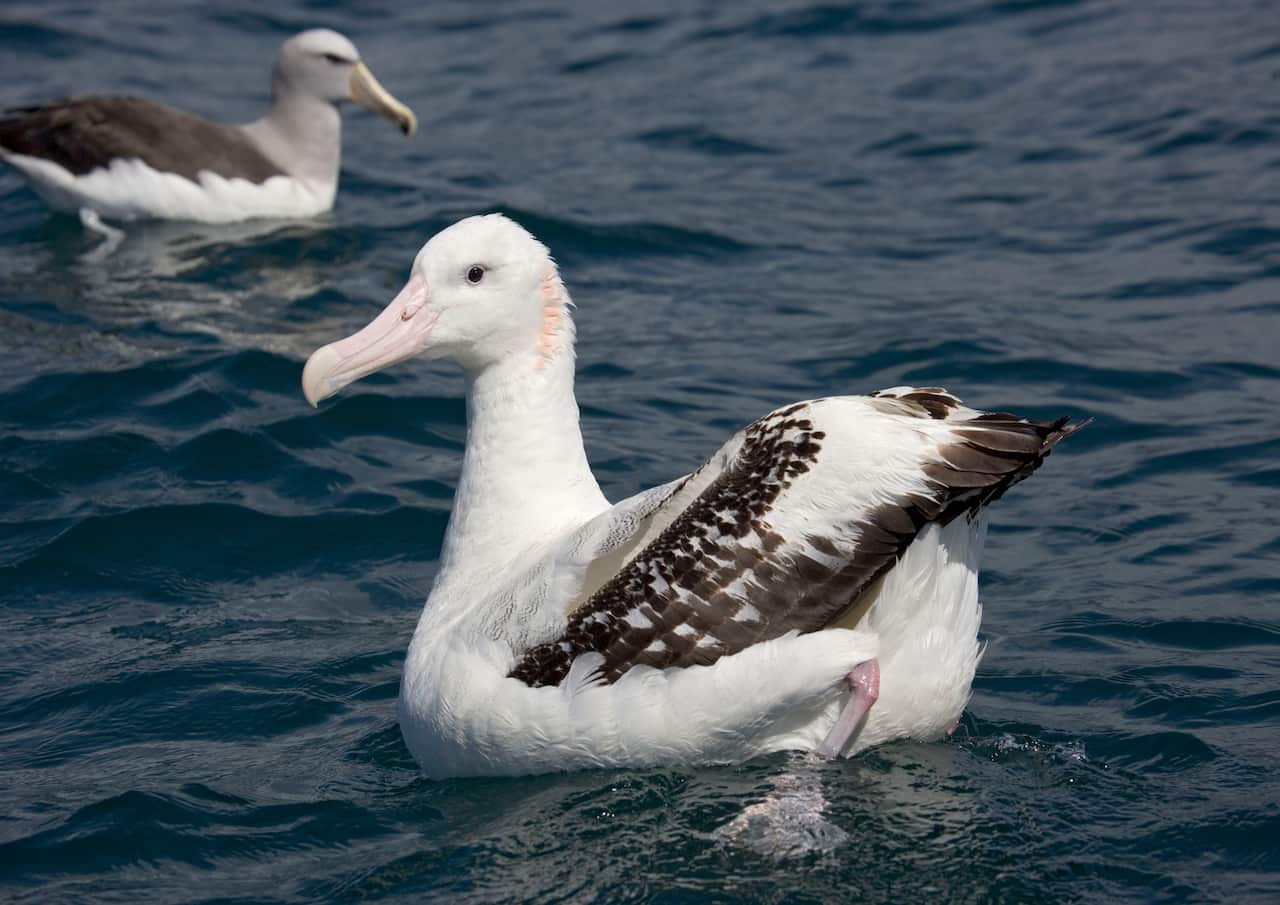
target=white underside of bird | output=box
[399,490,986,779]
[301,214,1084,779]
[0,150,333,223]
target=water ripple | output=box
[1,0,1278,902]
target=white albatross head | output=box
[302,214,574,406]
[274,29,417,136]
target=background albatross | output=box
[301,214,1087,779]
[0,28,416,228]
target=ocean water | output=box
[1,0,1277,901]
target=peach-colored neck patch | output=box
[538,266,566,368]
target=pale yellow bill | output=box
[349,61,417,136]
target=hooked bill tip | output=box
[301,344,344,408]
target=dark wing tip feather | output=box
[1045,415,1093,448]
[936,412,1089,523]
[869,387,962,420]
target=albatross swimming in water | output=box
[0,29,416,230]
[301,214,1087,779]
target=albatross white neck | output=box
[432,331,609,597]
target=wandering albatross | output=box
[301,214,1088,779]
[0,29,416,229]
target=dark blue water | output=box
[2,1,1278,901]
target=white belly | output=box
[397,517,987,779]
[845,516,988,746]
[1,151,334,223]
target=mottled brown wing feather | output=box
[509,394,1087,688]
[0,96,283,183]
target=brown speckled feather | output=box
[509,390,1087,688]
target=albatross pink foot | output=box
[816,659,880,758]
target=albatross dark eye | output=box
[322,52,352,65]
[466,265,485,284]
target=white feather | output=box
[0,151,333,223]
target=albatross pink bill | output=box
[301,273,436,406]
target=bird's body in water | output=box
[0,28,416,231]
[300,213,1087,780]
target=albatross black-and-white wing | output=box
[509,388,1086,688]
